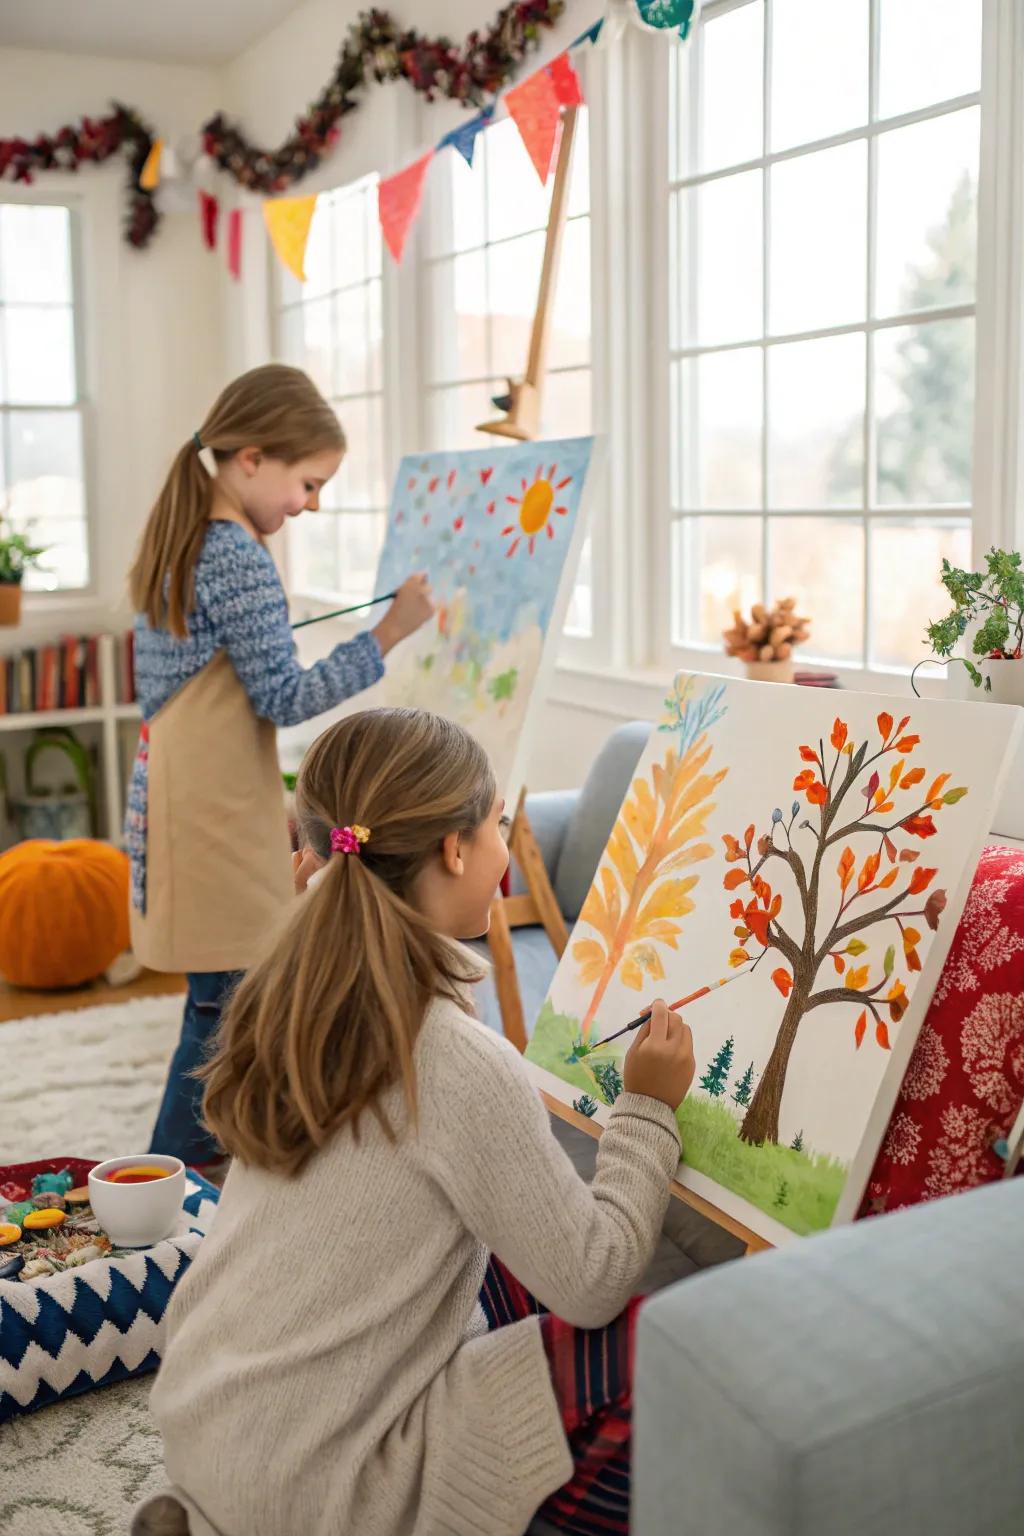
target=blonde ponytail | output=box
[128,364,344,638]
[201,709,496,1175]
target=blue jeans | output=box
[148,971,242,1166]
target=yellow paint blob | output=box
[518,480,554,535]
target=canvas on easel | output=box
[523,671,1022,1247]
[364,436,595,804]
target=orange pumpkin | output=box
[0,839,130,989]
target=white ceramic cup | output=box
[87,1155,186,1248]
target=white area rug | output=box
[1,993,185,1534]
[0,994,184,1163]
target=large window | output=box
[422,111,594,635]
[668,0,981,671]
[0,203,88,591]
[277,177,386,605]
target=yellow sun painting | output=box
[502,464,573,557]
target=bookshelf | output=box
[0,634,140,846]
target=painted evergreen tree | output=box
[732,1061,756,1107]
[593,1061,624,1106]
[774,1179,790,1209]
[573,1094,598,1118]
[791,1129,805,1153]
[699,1035,734,1097]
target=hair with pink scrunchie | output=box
[330,824,371,856]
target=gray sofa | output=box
[490,724,1024,1534]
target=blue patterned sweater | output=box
[125,521,384,913]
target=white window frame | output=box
[0,186,95,602]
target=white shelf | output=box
[0,702,138,733]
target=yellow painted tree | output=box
[574,679,728,1040]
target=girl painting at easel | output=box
[125,364,434,1168]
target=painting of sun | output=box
[502,464,574,557]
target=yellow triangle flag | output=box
[139,139,163,191]
[263,194,318,283]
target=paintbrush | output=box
[578,967,753,1056]
[291,591,398,630]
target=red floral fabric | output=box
[860,843,1024,1218]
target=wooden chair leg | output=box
[487,894,527,1052]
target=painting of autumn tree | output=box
[721,710,964,1146]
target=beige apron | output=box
[130,651,293,975]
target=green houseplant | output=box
[922,549,1024,704]
[0,516,47,626]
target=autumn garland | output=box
[0,3,564,249]
[202,2,565,194]
[0,104,160,248]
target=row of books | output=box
[0,632,136,716]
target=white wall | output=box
[0,47,227,639]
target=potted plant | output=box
[0,516,47,626]
[923,549,1024,705]
[723,597,811,684]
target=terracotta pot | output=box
[0,582,22,627]
[744,658,795,684]
[986,658,1024,706]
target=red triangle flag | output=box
[227,208,242,280]
[505,68,563,183]
[378,151,433,264]
[198,190,219,251]
[548,53,585,108]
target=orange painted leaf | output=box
[927,773,951,806]
[746,910,771,946]
[724,869,748,890]
[837,846,856,891]
[807,781,828,805]
[883,836,897,864]
[845,964,870,991]
[899,849,920,863]
[906,947,922,972]
[878,711,894,741]
[908,866,937,894]
[769,893,782,918]
[734,925,751,940]
[854,1010,867,1049]
[874,800,895,815]
[858,852,881,892]
[894,735,920,752]
[831,718,848,750]
[744,824,755,848]
[793,769,815,791]
[729,948,751,968]
[904,814,937,839]
[900,767,926,789]
[772,968,793,998]
[877,868,899,889]
[798,745,819,764]
[902,926,922,947]
[832,953,846,974]
[722,833,744,863]
[729,899,745,919]
[875,1020,891,1049]
[895,715,911,736]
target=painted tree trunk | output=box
[738,978,811,1145]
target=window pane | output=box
[680,348,763,509]
[695,1,764,176]
[567,109,590,220]
[338,511,385,605]
[449,151,487,255]
[875,317,973,505]
[368,280,383,392]
[20,518,87,592]
[541,369,591,438]
[303,202,334,298]
[334,397,383,509]
[869,518,970,668]
[875,108,978,319]
[486,120,549,242]
[550,217,591,370]
[427,382,498,450]
[488,232,544,379]
[333,194,368,288]
[675,171,762,348]
[427,253,488,383]
[333,286,369,396]
[771,0,868,152]
[768,517,864,664]
[770,142,867,334]
[4,307,76,404]
[672,515,762,647]
[293,514,340,595]
[280,298,332,397]
[564,535,592,637]
[769,334,865,508]
[0,205,72,304]
[878,0,981,120]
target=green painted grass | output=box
[528,1000,847,1236]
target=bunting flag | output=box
[378,151,433,263]
[635,0,698,39]
[548,53,585,108]
[139,138,163,191]
[227,208,243,281]
[504,66,563,184]
[198,190,219,250]
[439,104,495,167]
[263,192,318,282]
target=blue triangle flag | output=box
[574,18,604,46]
[439,105,495,167]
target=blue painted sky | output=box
[375,436,595,644]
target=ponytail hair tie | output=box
[331,824,371,856]
[193,431,218,478]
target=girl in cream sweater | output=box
[135,707,695,1536]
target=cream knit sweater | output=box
[134,998,681,1536]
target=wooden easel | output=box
[477,105,580,442]
[487,788,569,1052]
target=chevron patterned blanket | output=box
[1,1157,219,1422]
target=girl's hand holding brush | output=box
[372,573,435,655]
[623,999,695,1109]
